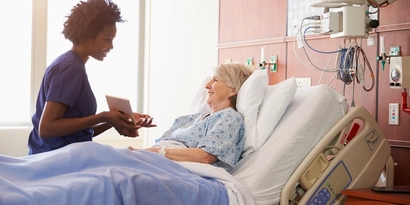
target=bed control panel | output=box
[306,161,352,205]
[309,187,331,204]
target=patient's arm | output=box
[145,147,218,164]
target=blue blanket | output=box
[0,142,228,205]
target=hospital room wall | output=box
[218,0,410,185]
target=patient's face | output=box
[205,76,235,111]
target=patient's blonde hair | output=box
[213,63,254,108]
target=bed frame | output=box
[280,105,392,205]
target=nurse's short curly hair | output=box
[213,63,255,108]
[62,0,124,45]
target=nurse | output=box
[28,0,154,155]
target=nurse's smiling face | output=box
[205,76,237,113]
[81,24,117,62]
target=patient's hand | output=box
[105,110,141,137]
[128,146,139,151]
[135,117,157,128]
[133,113,157,128]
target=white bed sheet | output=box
[177,162,255,205]
[231,85,348,205]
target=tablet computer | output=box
[371,185,410,193]
[105,95,135,123]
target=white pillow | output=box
[189,76,211,113]
[254,77,297,150]
[236,70,268,156]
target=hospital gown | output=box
[156,107,245,172]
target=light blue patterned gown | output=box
[156,107,245,172]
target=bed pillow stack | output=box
[256,77,297,147]
[235,70,267,156]
[237,73,297,157]
[190,70,297,158]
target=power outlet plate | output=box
[296,78,311,88]
[388,103,399,125]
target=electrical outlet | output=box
[389,103,399,125]
[295,78,311,88]
[367,37,375,46]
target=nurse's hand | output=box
[106,110,141,137]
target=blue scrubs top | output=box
[28,51,97,155]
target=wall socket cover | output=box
[296,78,311,88]
[388,103,399,125]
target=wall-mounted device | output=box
[259,47,279,72]
[389,57,410,89]
[309,0,397,8]
[309,0,396,38]
[377,34,410,115]
[389,56,410,115]
[316,5,375,38]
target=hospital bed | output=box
[230,71,391,205]
[0,71,391,205]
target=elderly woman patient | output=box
[129,63,254,172]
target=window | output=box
[1,0,142,127]
[0,1,32,124]
[47,0,141,115]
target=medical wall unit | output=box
[292,0,389,96]
[309,0,393,38]
[259,46,278,72]
[376,35,410,115]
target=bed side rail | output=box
[280,106,391,205]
